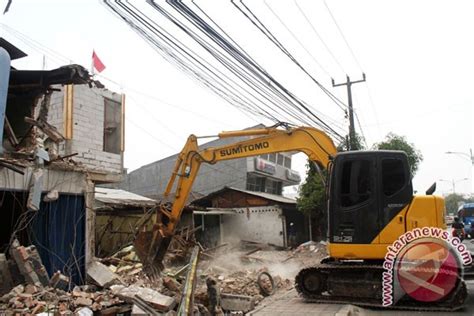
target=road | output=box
[251,240,474,316]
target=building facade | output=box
[0,38,125,286]
[191,187,309,248]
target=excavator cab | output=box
[327,150,413,259]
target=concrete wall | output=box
[48,85,123,175]
[220,206,285,247]
[0,167,86,194]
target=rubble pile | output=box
[1,239,328,315]
[0,242,176,315]
[0,284,124,315]
[99,245,149,286]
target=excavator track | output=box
[295,262,468,312]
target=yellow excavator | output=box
[134,124,467,311]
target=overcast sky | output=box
[1,0,473,196]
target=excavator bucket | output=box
[133,208,173,278]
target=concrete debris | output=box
[131,303,147,316]
[110,284,176,312]
[43,189,59,202]
[220,293,255,313]
[0,238,328,315]
[75,307,93,316]
[87,261,121,288]
[26,168,44,211]
[0,282,124,314]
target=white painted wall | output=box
[220,206,285,246]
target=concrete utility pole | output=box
[332,74,366,150]
[439,178,469,194]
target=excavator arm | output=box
[134,125,337,272]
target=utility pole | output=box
[332,74,366,150]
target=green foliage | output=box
[445,193,474,214]
[296,161,326,217]
[373,133,423,176]
[337,133,366,151]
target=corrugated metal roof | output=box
[227,187,296,204]
[94,187,157,207]
[192,186,296,205]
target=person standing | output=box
[288,222,297,248]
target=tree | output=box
[337,133,366,152]
[296,161,327,240]
[373,133,423,176]
[445,193,474,215]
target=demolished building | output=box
[0,38,125,288]
[191,187,309,248]
[94,187,158,257]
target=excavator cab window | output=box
[340,159,372,208]
[381,158,406,196]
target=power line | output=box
[233,0,348,114]
[354,110,368,149]
[263,0,331,78]
[104,1,346,140]
[323,0,364,72]
[160,0,329,127]
[108,1,288,124]
[293,0,346,74]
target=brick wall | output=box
[48,85,123,175]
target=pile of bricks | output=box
[0,242,178,315]
[0,282,130,314]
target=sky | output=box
[1,0,473,196]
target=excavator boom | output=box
[134,125,337,272]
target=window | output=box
[382,158,406,196]
[260,154,268,160]
[268,153,276,163]
[340,159,371,207]
[246,174,266,192]
[284,156,291,168]
[277,154,284,166]
[103,98,122,154]
[266,179,283,195]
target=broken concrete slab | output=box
[75,307,93,316]
[87,261,121,288]
[131,304,147,316]
[110,285,176,312]
[221,293,255,313]
[27,168,44,211]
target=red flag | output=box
[92,50,106,73]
